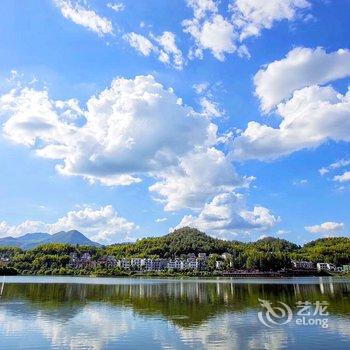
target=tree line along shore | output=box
[0,227,349,277]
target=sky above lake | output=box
[0,0,349,245]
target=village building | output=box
[117,259,130,270]
[98,255,117,268]
[167,259,182,270]
[317,263,336,271]
[198,253,207,259]
[131,258,145,269]
[291,261,314,269]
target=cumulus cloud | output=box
[254,47,350,111]
[54,0,114,36]
[231,85,350,161]
[0,220,47,238]
[231,47,350,162]
[230,0,311,41]
[305,221,344,234]
[49,205,138,243]
[184,13,238,61]
[183,0,242,62]
[124,31,184,69]
[150,148,252,211]
[175,192,279,238]
[186,0,217,19]
[183,0,310,61]
[0,88,77,148]
[0,75,217,187]
[0,205,137,244]
[0,75,255,216]
[1,74,276,231]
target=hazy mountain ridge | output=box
[0,230,100,249]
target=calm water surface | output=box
[0,276,349,349]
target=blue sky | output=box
[0,0,349,244]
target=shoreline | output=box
[2,275,350,286]
[0,269,341,279]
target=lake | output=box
[0,276,349,349]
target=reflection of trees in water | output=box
[1,280,350,327]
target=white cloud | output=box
[254,47,350,112]
[293,179,308,186]
[0,220,47,238]
[200,97,223,118]
[107,2,125,12]
[175,192,279,239]
[0,205,137,244]
[186,0,217,19]
[329,159,350,169]
[1,74,268,221]
[155,217,167,223]
[231,85,350,161]
[237,48,350,162]
[124,31,184,69]
[319,167,329,176]
[123,32,154,56]
[183,13,238,61]
[193,82,209,94]
[192,82,225,118]
[150,148,251,211]
[230,0,311,41]
[0,76,214,186]
[305,221,344,233]
[61,75,215,186]
[54,0,114,36]
[49,205,138,243]
[154,31,184,70]
[0,87,77,147]
[333,171,350,183]
[1,75,245,214]
[319,159,350,178]
[183,0,310,61]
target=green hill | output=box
[106,227,242,258]
[294,237,350,264]
[251,236,300,253]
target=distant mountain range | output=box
[0,230,100,249]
